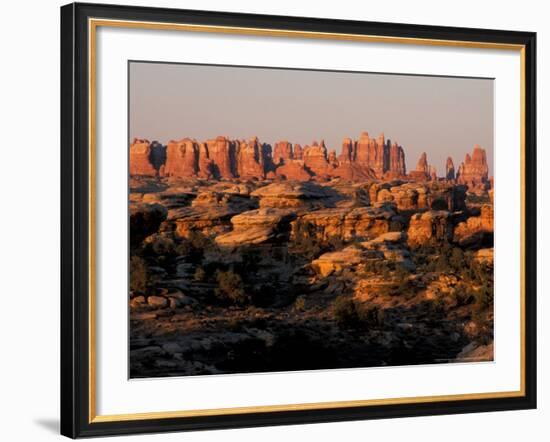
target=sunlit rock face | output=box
[456,145,490,190]
[130,138,159,177]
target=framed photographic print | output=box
[60,2,537,438]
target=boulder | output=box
[216,208,297,246]
[313,247,363,277]
[453,205,494,247]
[251,181,334,209]
[147,295,169,308]
[172,206,237,238]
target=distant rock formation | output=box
[446,157,455,180]
[163,138,198,178]
[386,142,407,179]
[237,137,264,180]
[130,138,159,176]
[275,160,312,181]
[206,136,235,179]
[408,152,432,181]
[456,145,489,190]
[130,133,487,190]
[273,140,293,165]
[301,141,325,175]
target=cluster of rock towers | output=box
[130,132,490,190]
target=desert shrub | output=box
[188,230,211,250]
[466,260,491,285]
[449,247,465,270]
[130,256,149,294]
[333,296,386,328]
[474,283,494,309]
[293,295,306,311]
[327,235,344,250]
[226,317,242,332]
[174,239,192,256]
[194,266,207,282]
[448,284,474,307]
[147,234,175,256]
[358,305,385,327]
[434,253,451,273]
[215,270,249,305]
[142,233,193,260]
[394,264,410,281]
[293,235,322,260]
[431,198,448,210]
[292,222,342,259]
[333,295,359,327]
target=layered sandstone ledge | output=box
[130,133,491,192]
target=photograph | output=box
[128,62,495,378]
[0,0,543,440]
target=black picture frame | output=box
[61,2,537,438]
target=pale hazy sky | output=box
[129,61,494,175]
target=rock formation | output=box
[216,208,297,246]
[293,204,402,243]
[385,142,407,179]
[237,137,264,180]
[197,142,213,179]
[273,141,293,165]
[275,160,312,181]
[163,138,198,178]
[446,157,455,180]
[130,133,488,188]
[456,145,489,190]
[453,205,494,247]
[130,139,159,176]
[408,152,430,181]
[303,141,330,177]
[251,181,334,210]
[407,210,453,247]
[206,136,235,179]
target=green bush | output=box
[215,270,249,304]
